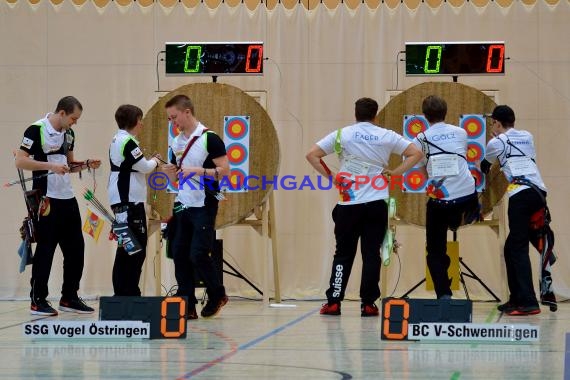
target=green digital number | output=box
[184,45,202,73]
[424,45,442,74]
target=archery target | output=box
[470,166,485,191]
[466,141,484,163]
[229,168,247,190]
[223,116,250,193]
[225,116,249,140]
[426,182,450,199]
[403,115,429,140]
[460,114,486,193]
[403,168,428,192]
[226,143,248,166]
[168,120,181,139]
[460,114,485,139]
[168,175,179,192]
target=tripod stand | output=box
[198,239,263,304]
[400,232,500,302]
[223,259,263,296]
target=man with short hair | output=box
[306,97,423,316]
[15,96,101,316]
[481,105,555,315]
[162,94,229,319]
[108,104,162,296]
[412,95,479,300]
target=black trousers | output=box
[505,188,544,307]
[30,197,85,302]
[325,199,387,304]
[112,203,147,296]
[171,206,225,305]
[426,192,479,298]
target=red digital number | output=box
[245,45,263,73]
[486,44,505,73]
[160,297,186,338]
[382,298,410,340]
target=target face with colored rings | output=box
[224,117,249,140]
[426,182,449,199]
[460,115,484,139]
[404,116,428,139]
[227,143,248,165]
[168,121,181,138]
[466,142,484,163]
[404,168,427,191]
[470,166,485,190]
[229,168,247,190]
[168,177,179,192]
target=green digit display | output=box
[424,45,442,74]
[184,45,202,73]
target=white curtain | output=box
[1,0,569,302]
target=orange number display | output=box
[382,298,410,340]
[486,44,505,73]
[245,45,263,73]
[160,297,186,338]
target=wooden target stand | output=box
[139,83,281,304]
[377,82,509,301]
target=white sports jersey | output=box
[19,114,74,199]
[108,129,157,206]
[485,128,546,197]
[413,122,476,200]
[317,121,411,205]
[170,123,226,208]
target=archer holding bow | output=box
[14,96,101,316]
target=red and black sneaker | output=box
[505,305,541,316]
[31,300,58,316]
[59,298,94,314]
[188,306,198,320]
[200,295,228,318]
[497,301,516,313]
[320,302,341,315]
[361,303,379,317]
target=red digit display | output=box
[486,44,505,73]
[245,45,263,73]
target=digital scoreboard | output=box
[165,42,263,75]
[405,41,505,76]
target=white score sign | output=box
[408,323,539,342]
[23,321,150,339]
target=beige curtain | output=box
[3,0,568,10]
[1,0,569,302]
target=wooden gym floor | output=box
[0,299,568,379]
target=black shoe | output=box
[201,295,228,318]
[188,306,198,320]
[31,300,58,316]
[497,301,516,312]
[59,298,94,314]
[505,305,541,316]
[541,292,557,312]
